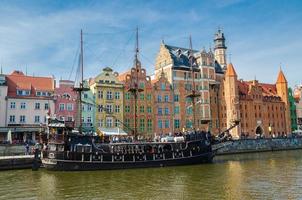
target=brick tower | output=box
[224,63,240,138]
[276,68,291,134]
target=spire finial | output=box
[135,26,139,65]
[229,53,232,63]
[160,66,165,77]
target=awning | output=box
[98,127,127,136]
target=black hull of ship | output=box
[42,152,214,171]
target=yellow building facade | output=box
[90,67,124,130]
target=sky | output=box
[0,0,302,87]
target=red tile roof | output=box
[6,70,54,98]
[237,80,278,97]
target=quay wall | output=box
[0,145,34,156]
[216,138,302,155]
[0,156,34,170]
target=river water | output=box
[0,150,302,200]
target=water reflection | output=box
[1,150,302,199]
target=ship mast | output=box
[74,29,89,133]
[186,36,200,131]
[128,27,143,139]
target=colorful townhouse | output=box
[5,70,55,143]
[90,67,124,132]
[54,80,78,127]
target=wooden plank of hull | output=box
[42,152,214,171]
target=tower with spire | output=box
[276,68,291,134]
[214,28,227,70]
[224,62,240,138]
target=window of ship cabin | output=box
[49,144,56,151]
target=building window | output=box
[174,119,180,129]
[186,120,192,128]
[140,93,144,100]
[83,93,88,99]
[147,106,152,113]
[20,102,26,109]
[106,118,113,127]
[139,82,144,89]
[115,92,120,99]
[158,120,163,129]
[174,95,179,102]
[98,119,103,127]
[113,119,118,127]
[157,95,162,102]
[87,105,92,111]
[115,105,120,113]
[147,94,152,101]
[125,105,130,113]
[125,119,130,129]
[59,103,65,111]
[67,116,73,122]
[87,116,92,123]
[10,102,16,109]
[34,116,40,123]
[45,103,49,110]
[165,120,169,128]
[20,115,26,123]
[140,106,144,113]
[186,107,193,115]
[164,107,169,115]
[139,119,145,132]
[125,92,131,100]
[106,91,113,100]
[164,95,169,102]
[98,91,103,99]
[161,83,165,90]
[35,103,40,110]
[67,103,73,111]
[106,104,113,113]
[174,106,180,114]
[158,107,162,115]
[9,115,15,123]
[147,119,152,131]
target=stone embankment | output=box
[216,137,302,155]
[0,144,34,156]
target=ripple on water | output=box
[1,151,302,199]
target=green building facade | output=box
[288,88,297,131]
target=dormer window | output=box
[17,90,30,96]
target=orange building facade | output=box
[152,70,174,135]
[118,59,154,136]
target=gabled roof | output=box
[164,44,199,68]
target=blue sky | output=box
[0,0,301,87]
